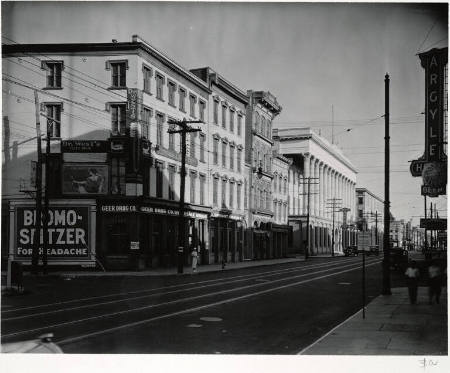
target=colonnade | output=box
[300,153,356,255]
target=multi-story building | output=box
[2,35,216,270]
[190,67,248,264]
[389,216,405,248]
[245,90,286,259]
[355,187,384,248]
[273,127,358,256]
[271,145,291,257]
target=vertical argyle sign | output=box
[419,48,448,197]
[419,48,447,162]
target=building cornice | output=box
[3,35,212,94]
[274,127,358,174]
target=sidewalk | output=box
[299,286,448,355]
[3,256,307,279]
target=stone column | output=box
[313,158,319,216]
[318,162,324,218]
[302,154,310,215]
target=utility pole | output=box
[382,73,391,295]
[326,198,342,257]
[168,118,203,274]
[42,114,51,274]
[32,90,42,275]
[38,113,61,275]
[298,177,319,260]
[424,195,428,253]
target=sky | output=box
[1,1,448,225]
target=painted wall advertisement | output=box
[11,201,96,265]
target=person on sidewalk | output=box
[428,260,442,304]
[405,260,420,304]
[191,248,198,273]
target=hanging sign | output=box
[419,47,447,162]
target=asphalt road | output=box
[2,256,392,354]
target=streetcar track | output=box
[56,260,382,346]
[1,258,381,340]
[1,257,359,315]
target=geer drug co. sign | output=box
[11,201,96,265]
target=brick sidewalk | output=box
[299,286,448,355]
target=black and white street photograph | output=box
[1,1,448,372]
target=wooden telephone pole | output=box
[326,198,342,257]
[298,177,319,260]
[168,118,203,274]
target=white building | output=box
[273,127,358,256]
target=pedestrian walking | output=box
[428,260,442,304]
[191,248,198,273]
[405,260,420,304]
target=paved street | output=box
[2,256,386,354]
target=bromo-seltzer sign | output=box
[15,206,90,259]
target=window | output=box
[142,107,152,139]
[199,133,206,162]
[273,175,277,192]
[110,103,126,136]
[221,179,227,208]
[254,112,260,131]
[156,161,163,198]
[168,81,176,106]
[213,100,219,124]
[199,100,206,122]
[284,178,287,194]
[168,122,175,151]
[266,192,271,210]
[229,182,235,209]
[267,119,272,138]
[274,202,278,221]
[189,94,197,117]
[261,117,266,137]
[199,174,206,205]
[213,137,219,165]
[358,209,363,218]
[213,177,218,206]
[168,165,176,200]
[279,175,282,193]
[229,145,235,170]
[237,114,242,136]
[156,112,164,147]
[111,157,126,195]
[222,142,227,168]
[143,65,152,93]
[110,62,127,88]
[45,103,62,137]
[222,104,227,128]
[244,180,248,209]
[237,183,242,210]
[190,172,196,204]
[237,148,242,172]
[190,132,196,159]
[179,87,186,112]
[358,196,364,205]
[156,73,165,100]
[229,109,234,132]
[44,61,63,88]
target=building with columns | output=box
[273,127,358,256]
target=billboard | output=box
[62,164,108,195]
[10,200,96,265]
